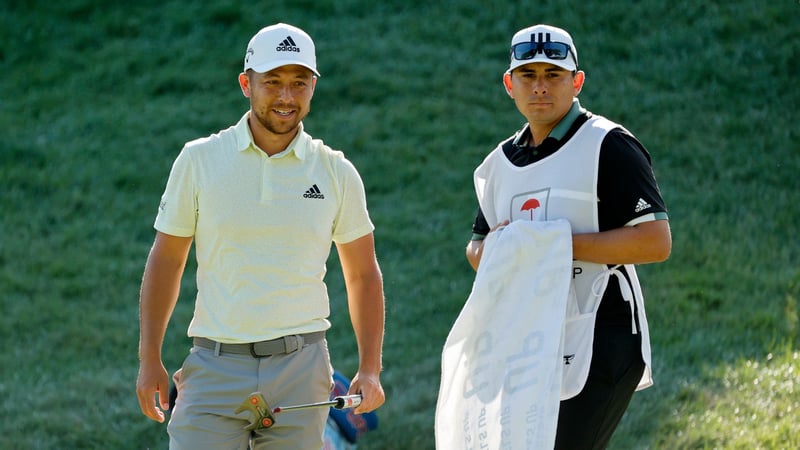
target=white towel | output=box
[435,220,573,450]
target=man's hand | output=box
[347,371,385,415]
[466,220,510,271]
[136,360,170,423]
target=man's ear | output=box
[238,72,251,98]
[503,71,513,97]
[573,70,585,96]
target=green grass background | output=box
[1,0,798,448]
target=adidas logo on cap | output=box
[276,36,300,53]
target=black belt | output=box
[193,331,326,358]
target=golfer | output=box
[136,23,385,449]
[466,24,671,448]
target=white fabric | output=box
[435,220,573,450]
[474,116,619,233]
[624,263,654,391]
[473,115,653,394]
[559,267,631,399]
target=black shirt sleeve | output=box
[597,129,668,231]
[471,207,490,239]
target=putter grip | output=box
[333,394,362,409]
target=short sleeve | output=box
[331,158,374,244]
[597,129,668,231]
[154,147,198,237]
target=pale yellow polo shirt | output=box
[155,112,374,343]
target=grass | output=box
[1,0,798,448]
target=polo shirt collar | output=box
[234,111,309,160]
[550,99,584,140]
[512,98,586,146]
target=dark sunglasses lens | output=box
[542,43,568,59]
[513,43,536,60]
[513,42,570,61]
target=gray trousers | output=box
[168,340,333,450]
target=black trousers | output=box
[554,324,646,450]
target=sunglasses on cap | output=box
[511,41,573,61]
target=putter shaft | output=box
[273,394,362,413]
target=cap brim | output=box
[247,60,320,77]
[509,57,576,73]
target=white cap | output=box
[508,24,578,73]
[243,23,320,76]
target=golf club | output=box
[236,392,363,430]
[273,394,362,414]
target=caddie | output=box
[466,23,672,449]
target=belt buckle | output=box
[248,335,305,358]
[249,341,271,358]
[283,335,304,354]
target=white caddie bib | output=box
[473,115,653,399]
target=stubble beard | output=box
[253,106,305,136]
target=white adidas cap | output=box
[508,24,578,73]
[243,23,320,76]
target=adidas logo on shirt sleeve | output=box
[634,198,652,213]
[303,184,325,199]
